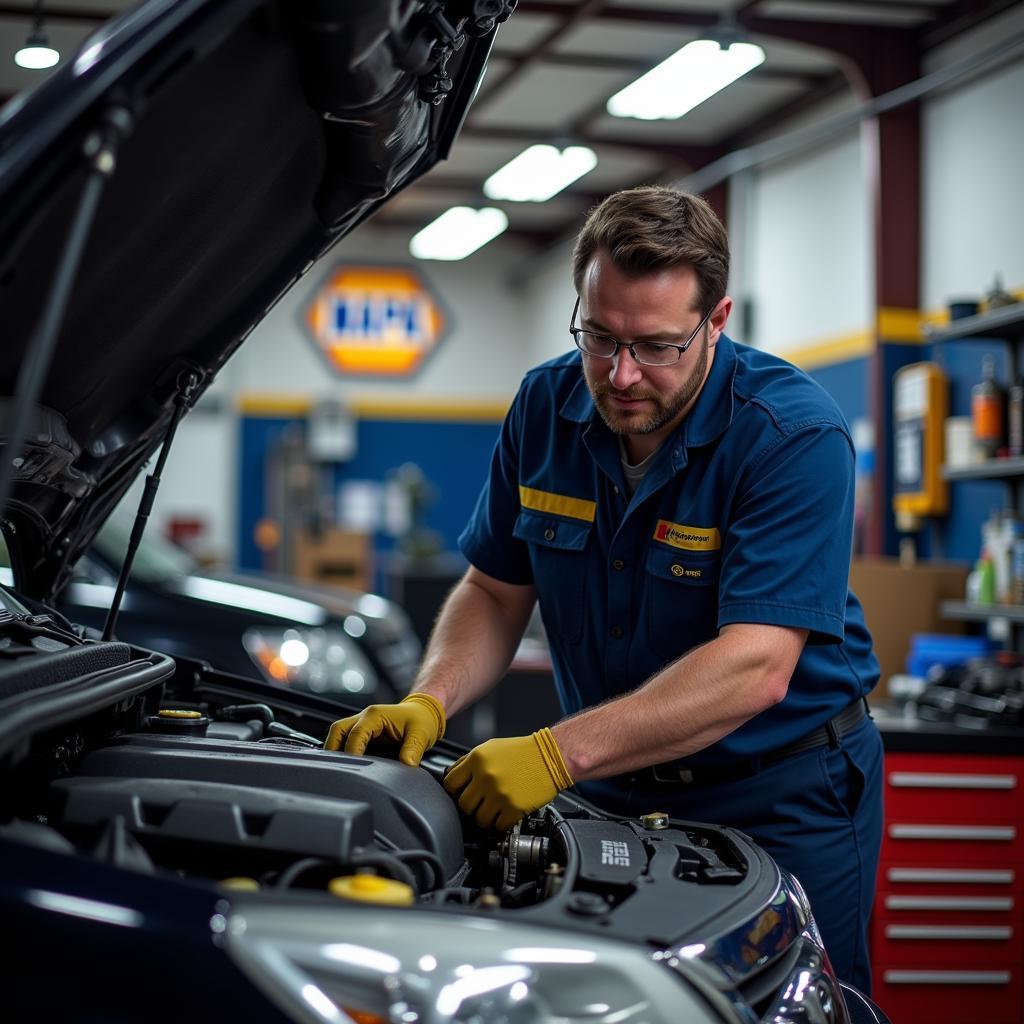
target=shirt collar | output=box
[681,332,737,448]
[558,335,738,448]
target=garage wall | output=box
[229,226,534,399]
[147,11,1024,572]
[921,4,1024,310]
[744,128,872,357]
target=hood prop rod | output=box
[0,106,132,526]
[102,370,199,641]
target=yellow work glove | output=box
[323,693,445,766]
[443,728,574,831]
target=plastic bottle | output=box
[1012,536,1024,606]
[972,354,1005,458]
[1008,377,1024,457]
[971,550,995,605]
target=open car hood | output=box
[0,0,506,602]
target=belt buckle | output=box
[652,764,695,784]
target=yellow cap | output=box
[158,709,203,719]
[328,874,415,907]
[219,877,261,891]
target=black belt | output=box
[646,697,870,787]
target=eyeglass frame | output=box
[569,295,714,366]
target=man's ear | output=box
[709,296,733,345]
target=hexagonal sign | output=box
[305,265,447,376]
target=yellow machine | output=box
[892,362,949,531]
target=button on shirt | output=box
[459,335,879,782]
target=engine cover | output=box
[60,732,464,881]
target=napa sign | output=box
[305,266,448,376]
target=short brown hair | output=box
[571,186,729,312]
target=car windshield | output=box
[92,516,197,584]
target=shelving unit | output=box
[941,458,1024,482]
[928,303,1024,644]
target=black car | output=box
[55,515,421,701]
[0,3,888,1023]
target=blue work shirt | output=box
[459,334,879,773]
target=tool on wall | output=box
[892,362,949,535]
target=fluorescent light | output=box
[484,145,597,202]
[15,27,59,69]
[410,207,508,261]
[15,44,59,69]
[607,39,765,120]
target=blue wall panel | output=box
[806,357,868,426]
[238,414,500,581]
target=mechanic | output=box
[325,186,883,993]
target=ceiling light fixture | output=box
[483,145,598,202]
[14,2,60,70]
[409,207,508,261]
[607,37,764,121]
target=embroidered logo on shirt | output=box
[519,485,596,522]
[653,520,721,551]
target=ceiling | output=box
[1,0,1018,249]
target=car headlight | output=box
[223,902,722,1024]
[243,627,379,696]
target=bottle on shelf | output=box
[980,509,1019,604]
[1008,376,1024,457]
[971,354,1006,459]
[966,548,995,605]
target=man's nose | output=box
[609,346,643,390]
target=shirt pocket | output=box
[513,510,592,645]
[644,544,720,661]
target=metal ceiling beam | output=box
[468,0,607,117]
[488,48,833,87]
[922,0,1022,47]
[458,124,722,170]
[0,4,114,22]
[512,2,715,28]
[410,174,612,204]
[717,70,850,149]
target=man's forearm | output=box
[412,570,536,718]
[552,623,806,781]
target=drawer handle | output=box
[885,925,1013,940]
[884,895,1013,911]
[883,970,1011,986]
[888,772,1017,790]
[888,824,1016,841]
[887,868,1015,884]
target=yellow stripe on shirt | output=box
[519,486,597,523]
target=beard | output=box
[587,328,709,438]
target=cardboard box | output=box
[849,558,969,698]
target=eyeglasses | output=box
[569,296,713,366]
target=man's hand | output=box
[324,693,446,766]
[443,728,574,830]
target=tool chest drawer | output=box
[873,968,1021,1024]
[884,753,1021,822]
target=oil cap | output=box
[329,874,414,907]
[640,812,670,831]
[148,709,210,736]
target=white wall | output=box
[745,127,872,355]
[230,226,535,400]
[921,4,1024,309]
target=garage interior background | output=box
[3,1,1023,659]
[4,3,1024,1020]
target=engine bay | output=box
[1,664,775,948]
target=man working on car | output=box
[325,186,883,993]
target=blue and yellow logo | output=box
[306,266,447,376]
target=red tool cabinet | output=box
[872,751,1023,1024]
